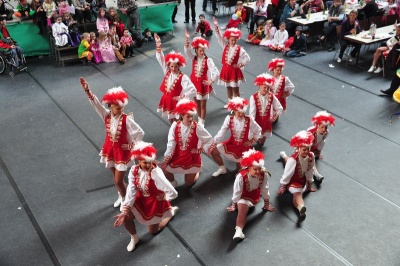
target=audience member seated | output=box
[118,0,145,47]
[91,0,106,19]
[368,24,400,73]
[120,28,135,57]
[250,0,268,34]
[0,0,14,20]
[31,0,47,34]
[63,12,81,46]
[285,26,306,57]
[74,0,92,23]
[108,7,124,38]
[357,0,378,20]
[89,31,103,64]
[270,21,288,51]
[78,32,93,65]
[109,24,125,64]
[96,7,109,33]
[0,17,26,68]
[223,1,247,30]
[381,67,400,96]
[56,0,70,17]
[143,28,153,41]
[43,0,56,27]
[52,15,69,47]
[302,0,324,13]
[98,30,117,62]
[337,10,361,63]
[14,0,35,20]
[320,0,345,52]
[247,19,265,45]
[280,0,303,36]
[195,14,213,37]
[260,19,277,46]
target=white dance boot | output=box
[212,165,227,177]
[127,234,139,252]
[233,226,245,240]
[114,192,122,208]
[279,151,288,160]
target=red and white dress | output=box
[86,91,144,171]
[156,51,197,119]
[165,121,214,174]
[280,151,315,194]
[214,115,261,162]
[184,47,220,100]
[231,168,271,207]
[307,125,329,158]
[270,74,294,111]
[249,92,283,139]
[123,165,178,225]
[216,32,250,87]
[226,7,247,29]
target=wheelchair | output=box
[0,49,28,77]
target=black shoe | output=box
[172,19,178,23]
[184,20,189,23]
[380,89,394,96]
[192,20,196,24]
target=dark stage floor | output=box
[1,4,400,266]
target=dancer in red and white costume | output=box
[154,33,196,124]
[249,73,283,146]
[160,99,214,187]
[267,58,294,117]
[226,149,275,240]
[307,111,335,182]
[80,77,144,209]
[114,142,178,252]
[210,97,262,177]
[184,32,220,125]
[213,17,250,100]
[277,130,317,220]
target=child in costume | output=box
[184,31,220,125]
[96,7,109,33]
[223,1,247,29]
[78,32,93,65]
[109,24,126,64]
[43,0,56,27]
[89,32,104,64]
[249,74,283,147]
[226,149,275,240]
[259,20,277,47]
[79,77,145,210]
[267,58,294,116]
[195,14,213,37]
[213,17,250,100]
[269,22,288,52]
[306,111,335,182]
[210,97,262,177]
[52,15,69,47]
[154,33,196,124]
[114,142,178,252]
[108,7,125,38]
[277,130,317,220]
[63,12,81,47]
[98,31,117,62]
[160,99,214,188]
[120,28,135,58]
[246,19,265,45]
[14,0,34,20]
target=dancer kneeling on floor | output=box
[114,142,179,252]
[277,130,317,220]
[227,149,275,241]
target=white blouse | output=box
[249,93,283,120]
[184,47,220,82]
[232,170,271,203]
[214,115,262,144]
[280,155,315,185]
[215,31,251,66]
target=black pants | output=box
[250,15,267,33]
[75,8,92,23]
[172,5,178,20]
[388,74,400,94]
[202,0,216,11]
[338,40,361,59]
[324,22,339,47]
[185,0,196,22]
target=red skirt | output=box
[133,194,172,225]
[256,115,272,135]
[219,64,244,86]
[192,77,213,97]
[219,141,251,161]
[100,144,132,170]
[158,94,177,114]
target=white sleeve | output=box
[273,31,279,43]
[184,46,195,61]
[271,95,283,119]
[164,122,177,158]
[214,116,230,143]
[280,157,296,185]
[232,174,244,203]
[88,93,109,122]
[122,168,137,208]
[215,30,226,49]
[196,123,214,152]
[181,75,197,99]
[249,95,256,119]
[261,172,271,200]
[152,167,178,201]
[156,50,168,74]
[126,115,145,144]
[207,58,220,82]
[305,157,315,182]
[285,76,295,95]
[248,116,262,141]
[318,130,329,151]
[238,47,250,66]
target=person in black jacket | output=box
[357,0,378,20]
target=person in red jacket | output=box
[226,149,275,241]
[277,130,317,220]
[0,17,25,69]
[195,14,213,37]
[223,1,247,29]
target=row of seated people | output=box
[0,17,26,70]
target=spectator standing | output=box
[118,0,144,47]
[250,0,268,34]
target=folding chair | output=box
[332,25,355,64]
